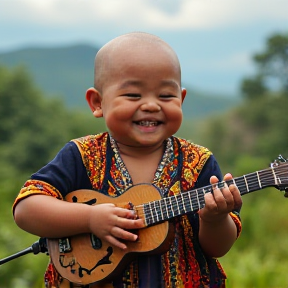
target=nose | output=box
[140,100,161,112]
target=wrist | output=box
[199,212,229,224]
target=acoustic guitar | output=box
[47,156,288,286]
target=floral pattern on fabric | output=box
[44,261,62,288]
[13,180,63,214]
[12,132,242,288]
[74,133,242,287]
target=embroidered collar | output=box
[109,134,174,194]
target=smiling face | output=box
[86,33,186,151]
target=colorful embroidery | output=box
[73,133,241,287]
[73,133,107,191]
[13,180,63,214]
[13,132,242,288]
[44,261,62,288]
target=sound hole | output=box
[90,234,102,249]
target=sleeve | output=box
[194,155,222,188]
[30,141,92,195]
[13,141,92,214]
[194,154,242,238]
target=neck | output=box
[111,136,166,158]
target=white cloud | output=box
[1,0,288,30]
[1,0,287,93]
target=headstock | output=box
[270,155,288,197]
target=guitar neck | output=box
[143,165,282,226]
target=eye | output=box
[121,93,141,99]
[160,94,177,99]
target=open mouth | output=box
[135,120,161,127]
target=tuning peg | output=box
[278,155,287,162]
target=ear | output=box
[181,88,187,103]
[86,87,103,118]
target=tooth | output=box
[139,121,157,126]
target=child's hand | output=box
[199,173,242,223]
[88,203,145,250]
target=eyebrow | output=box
[118,79,180,90]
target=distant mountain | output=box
[0,44,241,119]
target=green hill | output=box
[0,44,241,118]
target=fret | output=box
[167,196,174,219]
[188,190,193,211]
[143,162,288,226]
[197,189,205,210]
[149,201,156,224]
[176,194,184,214]
[170,195,177,217]
[144,202,153,226]
[162,198,169,220]
[183,193,191,213]
[196,189,201,210]
[175,195,181,215]
[243,175,249,192]
[271,166,277,184]
[154,200,161,222]
[180,193,186,214]
[246,172,261,192]
[256,171,262,189]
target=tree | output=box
[240,75,267,100]
[0,64,106,287]
[240,32,288,98]
[0,65,106,175]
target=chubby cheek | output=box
[103,106,133,131]
[167,107,183,129]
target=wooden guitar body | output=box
[47,158,288,286]
[47,184,175,285]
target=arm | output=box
[198,173,242,258]
[14,194,144,250]
[13,142,144,250]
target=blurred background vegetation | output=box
[0,31,288,287]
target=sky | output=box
[1,0,288,95]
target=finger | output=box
[105,235,128,250]
[223,173,233,181]
[229,184,242,210]
[210,175,220,185]
[111,226,138,242]
[204,192,218,211]
[211,174,235,210]
[116,217,145,230]
[114,207,137,219]
[223,173,242,210]
[220,184,235,210]
[212,184,231,210]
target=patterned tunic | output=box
[13,132,241,288]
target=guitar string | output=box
[134,166,288,224]
[136,172,288,222]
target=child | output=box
[13,32,242,288]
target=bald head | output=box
[94,32,181,93]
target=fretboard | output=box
[143,164,286,226]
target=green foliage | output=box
[0,65,106,287]
[2,31,288,287]
[222,187,288,288]
[240,75,268,100]
[253,33,288,92]
[240,32,288,98]
[195,33,288,285]
[196,92,288,175]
